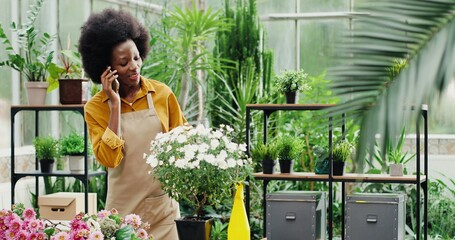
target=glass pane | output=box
[0,0,12,149]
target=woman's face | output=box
[110,39,142,87]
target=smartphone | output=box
[109,67,119,93]
[112,78,119,93]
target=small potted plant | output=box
[146,124,253,240]
[332,140,352,176]
[47,38,89,104]
[386,129,415,176]
[0,0,55,105]
[276,137,297,174]
[33,136,59,173]
[251,142,278,174]
[60,132,85,173]
[274,69,310,104]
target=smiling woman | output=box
[79,8,186,239]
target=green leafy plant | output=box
[329,0,455,165]
[60,132,84,156]
[274,69,309,94]
[251,142,278,172]
[276,137,297,161]
[332,140,352,163]
[0,0,54,82]
[32,136,59,161]
[47,46,85,92]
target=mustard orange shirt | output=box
[84,77,186,168]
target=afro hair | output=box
[78,9,150,84]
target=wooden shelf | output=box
[253,172,426,184]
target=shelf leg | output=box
[263,180,269,238]
[342,183,345,240]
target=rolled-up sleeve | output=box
[85,104,125,168]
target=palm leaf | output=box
[329,0,455,168]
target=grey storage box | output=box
[266,191,326,240]
[346,193,406,240]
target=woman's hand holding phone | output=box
[101,66,120,104]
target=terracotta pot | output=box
[25,82,49,105]
[58,79,89,104]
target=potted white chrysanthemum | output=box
[146,124,252,240]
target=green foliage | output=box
[251,143,277,162]
[143,5,229,122]
[368,128,415,173]
[427,178,455,238]
[210,219,228,240]
[90,83,101,97]
[47,49,85,92]
[329,0,455,166]
[210,0,275,139]
[276,137,296,161]
[60,132,84,155]
[332,140,352,163]
[251,142,278,172]
[274,69,309,94]
[0,0,55,82]
[33,136,59,161]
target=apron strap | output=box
[146,93,155,110]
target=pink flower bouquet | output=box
[0,203,153,239]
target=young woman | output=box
[79,9,186,239]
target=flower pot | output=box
[59,79,89,104]
[278,159,294,174]
[175,216,213,240]
[389,163,404,176]
[39,159,55,173]
[262,159,275,174]
[228,183,250,240]
[25,82,49,105]
[285,91,297,104]
[315,158,330,174]
[332,161,345,176]
[68,155,84,173]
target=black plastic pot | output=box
[175,217,213,240]
[262,159,276,174]
[279,159,294,174]
[285,91,297,104]
[39,159,55,173]
[332,161,345,176]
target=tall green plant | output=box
[142,5,229,122]
[210,0,275,139]
[329,0,455,167]
[0,0,54,82]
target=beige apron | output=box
[106,93,180,240]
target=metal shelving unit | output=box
[10,105,106,213]
[246,104,428,240]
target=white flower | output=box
[213,130,223,139]
[177,134,187,143]
[169,156,175,164]
[226,125,234,132]
[146,155,158,167]
[239,143,247,152]
[227,158,237,168]
[204,154,216,164]
[210,139,220,148]
[166,145,172,152]
[236,159,244,166]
